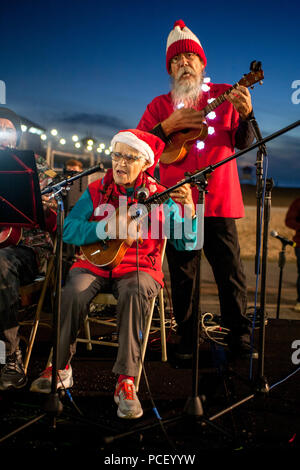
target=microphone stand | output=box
[246,113,271,393]
[43,191,64,419]
[249,115,267,276]
[41,165,102,417]
[183,181,205,417]
[275,241,289,320]
[255,177,273,393]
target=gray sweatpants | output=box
[58,268,161,376]
[0,246,38,355]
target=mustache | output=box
[176,66,196,79]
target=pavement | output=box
[163,256,299,322]
[1,255,299,453]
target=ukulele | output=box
[0,226,23,248]
[80,171,203,270]
[160,68,264,164]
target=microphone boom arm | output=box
[41,165,101,195]
[145,120,300,206]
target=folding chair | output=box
[77,238,168,391]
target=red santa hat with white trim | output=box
[111,129,165,168]
[166,19,207,72]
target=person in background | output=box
[65,158,83,173]
[285,197,300,312]
[0,107,57,390]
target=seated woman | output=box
[30,129,198,419]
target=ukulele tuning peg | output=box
[259,80,263,85]
[250,86,254,90]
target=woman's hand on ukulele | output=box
[170,182,195,218]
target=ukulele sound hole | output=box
[180,128,190,134]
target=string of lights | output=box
[176,77,216,152]
[20,125,112,155]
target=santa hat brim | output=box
[111,131,155,167]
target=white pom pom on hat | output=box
[166,19,207,72]
[111,129,165,167]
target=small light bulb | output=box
[196,141,205,150]
[59,138,66,145]
[75,142,81,148]
[40,134,47,141]
[87,145,93,151]
[21,124,27,132]
[72,135,79,142]
[207,111,216,120]
[51,129,58,136]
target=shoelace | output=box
[117,381,135,401]
[40,366,53,378]
[40,364,69,379]
[3,361,19,372]
[4,354,23,373]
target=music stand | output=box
[0,149,45,229]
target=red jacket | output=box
[137,84,245,218]
[285,198,300,246]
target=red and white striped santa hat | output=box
[166,20,207,72]
[111,129,165,167]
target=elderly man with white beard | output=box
[137,20,256,360]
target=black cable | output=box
[135,226,176,451]
[57,372,84,417]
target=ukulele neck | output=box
[202,83,238,116]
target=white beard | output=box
[171,66,204,108]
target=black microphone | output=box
[270,230,296,247]
[136,187,149,203]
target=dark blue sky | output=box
[1,0,300,186]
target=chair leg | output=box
[84,315,93,351]
[158,288,167,363]
[23,256,55,374]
